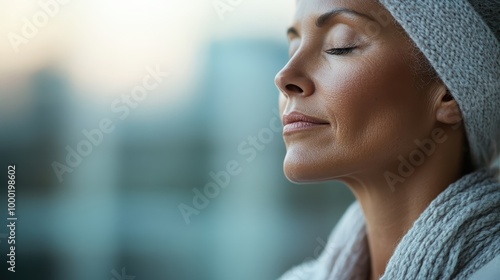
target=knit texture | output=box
[277,201,370,280]
[376,0,500,168]
[278,168,500,280]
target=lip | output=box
[282,112,329,135]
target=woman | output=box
[275,0,499,279]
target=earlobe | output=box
[435,88,463,125]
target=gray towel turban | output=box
[378,0,500,168]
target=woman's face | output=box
[275,0,441,183]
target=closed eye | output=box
[325,47,356,55]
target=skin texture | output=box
[274,0,469,279]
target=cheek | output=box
[320,53,430,159]
[330,59,410,108]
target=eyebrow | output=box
[316,8,375,28]
[287,8,375,37]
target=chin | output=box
[283,147,356,183]
[283,154,332,183]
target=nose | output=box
[274,61,315,98]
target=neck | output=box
[340,126,467,280]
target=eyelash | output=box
[325,47,356,55]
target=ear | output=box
[435,86,462,125]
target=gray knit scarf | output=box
[278,168,500,280]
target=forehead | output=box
[293,0,383,23]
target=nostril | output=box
[285,84,303,93]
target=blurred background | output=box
[0,1,354,279]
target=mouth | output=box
[282,111,329,135]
